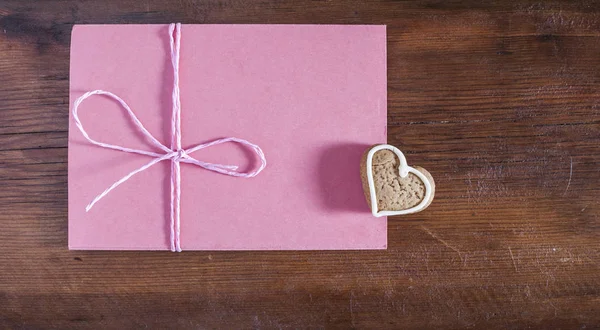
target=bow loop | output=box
[73,90,172,157]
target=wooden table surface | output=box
[1,1,599,328]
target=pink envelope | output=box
[68,24,387,250]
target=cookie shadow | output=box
[318,143,371,214]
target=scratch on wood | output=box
[508,247,518,272]
[547,300,558,316]
[562,156,573,196]
[421,226,463,262]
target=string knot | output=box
[172,149,188,162]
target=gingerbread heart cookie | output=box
[360,144,435,217]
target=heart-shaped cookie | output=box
[360,144,435,217]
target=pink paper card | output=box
[68,24,387,250]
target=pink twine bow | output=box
[72,23,267,252]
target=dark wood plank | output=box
[0,0,599,328]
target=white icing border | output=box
[366,144,433,217]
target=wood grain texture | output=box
[1,0,599,328]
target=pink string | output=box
[72,23,267,252]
